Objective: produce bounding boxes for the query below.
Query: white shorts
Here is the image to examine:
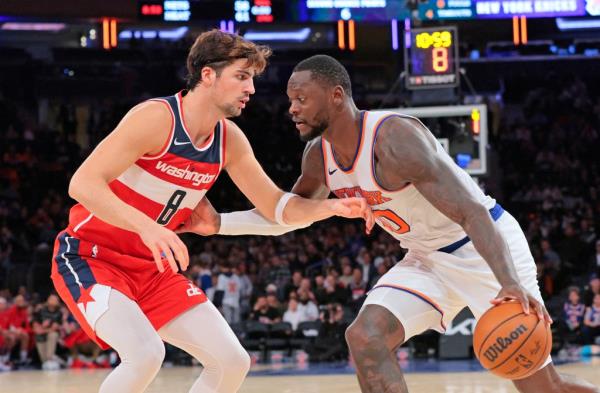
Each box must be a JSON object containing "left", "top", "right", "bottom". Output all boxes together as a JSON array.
[{"left": 362, "top": 210, "right": 552, "bottom": 366}]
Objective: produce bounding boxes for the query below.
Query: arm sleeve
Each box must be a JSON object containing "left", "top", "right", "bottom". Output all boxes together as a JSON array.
[{"left": 218, "top": 209, "right": 311, "bottom": 236}]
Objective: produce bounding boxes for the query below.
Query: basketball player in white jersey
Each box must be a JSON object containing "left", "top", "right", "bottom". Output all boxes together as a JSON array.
[
  {"left": 181, "top": 55, "right": 599, "bottom": 392},
  {"left": 53, "top": 38, "right": 373, "bottom": 393}
]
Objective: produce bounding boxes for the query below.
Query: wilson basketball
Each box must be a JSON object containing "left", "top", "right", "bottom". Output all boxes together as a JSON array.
[{"left": 473, "top": 301, "right": 552, "bottom": 380}]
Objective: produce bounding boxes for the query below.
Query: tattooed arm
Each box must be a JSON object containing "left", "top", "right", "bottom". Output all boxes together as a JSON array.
[
  {"left": 373, "top": 116, "right": 551, "bottom": 322},
  {"left": 373, "top": 116, "right": 520, "bottom": 287}
]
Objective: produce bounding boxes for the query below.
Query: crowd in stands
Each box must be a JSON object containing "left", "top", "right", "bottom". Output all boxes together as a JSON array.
[{"left": 0, "top": 53, "right": 599, "bottom": 370}]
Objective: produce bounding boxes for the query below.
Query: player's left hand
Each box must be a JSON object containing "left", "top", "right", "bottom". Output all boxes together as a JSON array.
[
  {"left": 176, "top": 197, "right": 221, "bottom": 236},
  {"left": 491, "top": 283, "right": 553, "bottom": 325},
  {"left": 327, "top": 197, "right": 375, "bottom": 234}
]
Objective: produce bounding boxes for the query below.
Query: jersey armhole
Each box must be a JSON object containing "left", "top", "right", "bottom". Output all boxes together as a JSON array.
[
  {"left": 220, "top": 119, "right": 227, "bottom": 172},
  {"left": 139, "top": 99, "right": 175, "bottom": 161},
  {"left": 370, "top": 114, "right": 413, "bottom": 193}
]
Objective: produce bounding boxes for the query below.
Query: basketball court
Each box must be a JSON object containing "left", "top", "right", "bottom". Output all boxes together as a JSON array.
[{"left": 0, "top": 358, "right": 598, "bottom": 392}]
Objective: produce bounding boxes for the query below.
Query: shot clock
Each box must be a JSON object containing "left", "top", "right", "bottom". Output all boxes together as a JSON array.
[{"left": 404, "top": 26, "right": 460, "bottom": 90}]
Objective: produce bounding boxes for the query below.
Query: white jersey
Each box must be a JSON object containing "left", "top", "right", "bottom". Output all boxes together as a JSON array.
[{"left": 322, "top": 110, "right": 496, "bottom": 253}]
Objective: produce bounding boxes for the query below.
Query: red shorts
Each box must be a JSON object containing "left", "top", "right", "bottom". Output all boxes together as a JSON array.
[{"left": 51, "top": 230, "right": 207, "bottom": 350}]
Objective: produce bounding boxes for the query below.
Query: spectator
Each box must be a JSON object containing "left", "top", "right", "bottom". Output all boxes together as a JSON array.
[
  {"left": 305, "top": 303, "right": 348, "bottom": 362},
  {"left": 283, "top": 298, "right": 309, "bottom": 330},
  {"left": 266, "top": 293, "right": 283, "bottom": 316},
  {"left": 313, "top": 275, "right": 327, "bottom": 304},
  {"left": 349, "top": 268, "right": 367, "bottom": 304},
  {"left": 583, "top": 294, "right": 600, "bottom": 345},
  {"left": 283, "top": 270, "right": 303, "bottom": 301},
  {"left": 193, "top": 261, "right": 213, "bottom": 292},
  {"left": 318, "top": 274, "right": 349, "bottom": 305},
  {"left": 562, "top": 287, "right": 586, "bottom": 345},
  {"left": 339, "top": 264, "right": 354, "bottom": 288},
  {"left": 205, "top": 274, "right": 219, "bottom": 303},
  {"left": 235, "top": 263, "right": 253, "bottom": 320},
  {"left": 5, "top": 295, "right": 31, "bottom": 364},
  {"left": 356, "top": 248, "right": 376, "bottom": 288},
  {"left": 250, "top": 296, "right": 281, "bottom": 324},
  {"left": 541, "top": 239, "right": 561, "bottom": 275},
  {"left": 0, "top": 296, "right": 12, "bottom": 370},
  {"left": 32, "top": 294, "right": 62, "bottom": 370},
  {"left": 217, "top": 263, "right": 242, "bottom": 324},
  {"left": 297, "top": 290, "right": 319, "bottom": 321}
]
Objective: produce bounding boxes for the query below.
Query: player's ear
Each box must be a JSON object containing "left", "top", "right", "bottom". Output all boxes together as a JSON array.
[
  {"left": 200, "top": 66, "right": 216, "bottom": 86},
  {"left": 332, "top": 85, "right": 345, "bottom": 106}
]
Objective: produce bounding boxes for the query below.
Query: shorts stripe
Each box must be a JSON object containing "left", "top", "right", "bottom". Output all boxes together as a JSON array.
[
  {"left": 54, "top": 232, "right": 97, "bottom": 301},
  {"left": 370, "top": 284, "right": 447, "bottom": 331}
]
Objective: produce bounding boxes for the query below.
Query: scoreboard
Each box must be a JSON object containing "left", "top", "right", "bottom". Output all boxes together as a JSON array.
[
  {"left": 139, "top": 0, "right": 285, "bottom": 23},
  {"left": 138, "top": 0, "right": 410, "bottom": 23},
  {"left": 418, "top": 0, "right": 591, "bottom": 20},
  {"left": 404, "top": 27, "right": 460, "bottom": 90},
  {"left": 139, "top": 0, "right": 597, "bottom": 22}
]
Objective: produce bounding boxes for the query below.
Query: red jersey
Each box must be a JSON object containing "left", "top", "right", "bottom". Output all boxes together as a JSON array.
[
  {"left": 5, "top": 305, "right": 30, "bottom": 330},
  {"left": 0, "top": 309, "right": 10, "bottom": 330},
  {"left": 66, "top": 91, "right": 225, "bottom": 259}
]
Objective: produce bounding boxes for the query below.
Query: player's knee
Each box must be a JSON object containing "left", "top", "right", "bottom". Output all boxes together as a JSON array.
[
  {"left": 345, "top": 315, "right": 386, "bottom": 350},
  {"left": 134, "top": 338, "right": 165, "bottom": 370},
  {"left": 222, "top": 342, "right": 251, "bottom": 378}
]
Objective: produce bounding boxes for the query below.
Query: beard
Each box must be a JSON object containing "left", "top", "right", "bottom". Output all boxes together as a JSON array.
[
  {"left": 299, "top": 119, "right": 328, "bottom": 142},
  {"left": 218, "top": 102, "right": 242, "bottom": 118}
]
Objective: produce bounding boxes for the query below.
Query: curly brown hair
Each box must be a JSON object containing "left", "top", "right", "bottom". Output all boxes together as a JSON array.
[{"left": 186, "top": 29, "right": 272, "bottom": 90}]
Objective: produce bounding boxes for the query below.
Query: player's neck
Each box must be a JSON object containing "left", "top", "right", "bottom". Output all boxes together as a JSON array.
[
  {"left": 324, "top": 106, "right": 362, "bottom": 165},
  {"left": 180, "top": 89, "right": 222, "bottom": 143}
]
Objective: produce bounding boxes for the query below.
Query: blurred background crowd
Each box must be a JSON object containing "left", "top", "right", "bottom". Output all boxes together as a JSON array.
[{"left": 0, "top": 34, "right": 599, "bottom": 371}]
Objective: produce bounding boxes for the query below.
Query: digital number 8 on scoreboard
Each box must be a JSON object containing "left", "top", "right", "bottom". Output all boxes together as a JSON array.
[{"left": 404, "top": 26, "right": 460, "bottom": 90}]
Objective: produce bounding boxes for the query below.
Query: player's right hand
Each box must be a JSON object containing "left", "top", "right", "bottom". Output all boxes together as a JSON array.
[
  {"left": 139, "top": 224, "right": 189, "bottom": 273},
  {"left": 325, "top": 197, "right": 375, "bottom": 234},
  {"left": 491, "top": 283, "right": 553, "bottom": 325}
]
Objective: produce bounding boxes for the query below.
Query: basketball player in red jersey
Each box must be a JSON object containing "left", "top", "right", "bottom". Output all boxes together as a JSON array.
[
  {"left": 187, "top": 55, "right": 599, "bottom": 392},
  {"left": 51, "top": 36, "right": 373, "bottom": 393}
]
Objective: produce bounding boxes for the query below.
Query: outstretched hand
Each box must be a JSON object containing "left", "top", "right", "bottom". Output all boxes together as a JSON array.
[
  {"left": 491, "top": 283, "right": 553, "bottom": 324},
  {"left": 327, "top": 197, "right": 375, "bottom": 234}
]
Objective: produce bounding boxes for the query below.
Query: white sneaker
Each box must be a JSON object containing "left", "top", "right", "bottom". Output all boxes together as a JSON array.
[{"left": 42, "top": 360, "right": 60, "bottom": 371}]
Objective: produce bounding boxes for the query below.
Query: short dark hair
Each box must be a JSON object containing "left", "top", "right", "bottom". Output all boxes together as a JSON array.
[
  {"left": 293, "top": 54, "right": 352, "bottom": 96},
  {"left": 186, "top": 29, "right": 272, "bottom": 90}
]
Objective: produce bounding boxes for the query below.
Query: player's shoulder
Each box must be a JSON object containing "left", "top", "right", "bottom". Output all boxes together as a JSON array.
[
  {"left": 372, "top": 111, "right": 423, "bottom": 135},
  {"left": 120, "top": 99, "right": 173, "bottom": 132},
  {"left": 373, "top": 112, "right": 433, "bottom": 153},
  {"left": 303, "top": 136, "right": 323, "bottom": 155},
  {"left": 222, "top": 118, "right": 243, "bottom": 135},
  {"left": 221, "top": 119, "right": 247, "bottom": 148},
  {"left": 300, "top": 137, "right": 325, "bottom": 172},
  {"left": 129, "top": 99, "right": 173, "bottom": 121},
  {"left": 302, "top": 136, "right": 324, "bottom": 162}
]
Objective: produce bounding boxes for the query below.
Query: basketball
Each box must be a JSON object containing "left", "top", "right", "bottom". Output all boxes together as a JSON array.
[{"left": 473, "top": 301, "right": 552, "bottom": 380}]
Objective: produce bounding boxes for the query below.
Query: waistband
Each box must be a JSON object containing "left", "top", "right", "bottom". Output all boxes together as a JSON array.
[{"left": 436, "top": 203, "right": 504, "bottom": 254}]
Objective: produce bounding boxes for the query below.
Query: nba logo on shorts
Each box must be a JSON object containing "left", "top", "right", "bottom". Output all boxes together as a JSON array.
[{"left": 186, "top": 282, "right": 202, "bottom": 297}]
